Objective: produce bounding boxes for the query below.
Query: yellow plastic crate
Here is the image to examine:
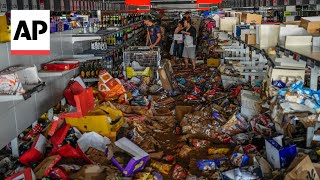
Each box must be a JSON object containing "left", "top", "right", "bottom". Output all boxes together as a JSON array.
[
  {"left": 207, "top": 58, "right": 220, "bottom": 67},
  {"left": 65, "top": 106, "right": 124, "bottom": 141},
  {"left": 126, "top": 67, "right": 152, "bottom": 78}
]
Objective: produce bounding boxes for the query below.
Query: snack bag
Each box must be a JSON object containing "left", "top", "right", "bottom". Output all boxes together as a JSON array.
[{"left": 98, "top": 70, "right": 126, "bottom": 100}]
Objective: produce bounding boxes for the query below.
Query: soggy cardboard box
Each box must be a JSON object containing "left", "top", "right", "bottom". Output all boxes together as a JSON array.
[
  {"left": 220, "top": 17, "right": 238, "bottom": 32},
  {"left": 285, "top": 153, "right": 320, "bottom": 180},
  {"left": 300, "top": 17, "right": 320, "bottom": 34},
  {"left": 265, "top": 135, "right": 297, "bottom": 169},
  {"left": 176, "top": 106, "right": 192, "bottom": 122},
  {"left": 245, "top": 34, "right": 256, "bottom": 45},
  {"left": 241, "top": 13, "right": 262, "bottom": 24}
]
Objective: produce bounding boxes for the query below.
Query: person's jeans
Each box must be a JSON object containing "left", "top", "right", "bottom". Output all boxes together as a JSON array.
[{"left": 173, "top": 43, "right": 184, "bottom": 58}]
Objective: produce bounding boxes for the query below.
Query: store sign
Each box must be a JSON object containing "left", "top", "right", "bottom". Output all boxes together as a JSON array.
[{"left": 11, "top": 10, "right": 50, "bottom": 55}]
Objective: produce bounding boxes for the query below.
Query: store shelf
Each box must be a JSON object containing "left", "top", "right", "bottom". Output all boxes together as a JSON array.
[
  {"left": 38, "top": 67, "right": 80, "bottom": 78},
  {"left": 277, "top": 45, "right": 320, "bottom": 65},
  {"left": 0, "top": 82, "right": 46, "bottom": 102},
  {"left": 70, "top": 22, "right": 142, "bottom": 44},
  {"left": 96, "top": 22, "right": 142, "bottom": 35},
  {"left": 72, "top": 35, "right": 102, "bottom": 43},
  {"left": 83, "top": 78, "right": 99, "bottom": 82}
]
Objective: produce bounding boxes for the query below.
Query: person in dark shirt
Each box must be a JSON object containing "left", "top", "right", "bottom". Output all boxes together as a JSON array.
[
  {"left": 143, "top": 16, "right": 162, "bottom": 49},
  {"left": 173, "top": 20, "right": 184, "bottom": 61},
  {"left": 181, "top": 18, "right": 197, "bottom": 70}
]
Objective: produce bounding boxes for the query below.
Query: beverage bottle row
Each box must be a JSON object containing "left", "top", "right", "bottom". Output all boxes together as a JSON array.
[
  {"left": 100, "top": 13, "right": 143, "bottom": 29},
  {"left": 91, "top": 26, "right": 142, "bottom": 50},
  {"left": 80, "top": 48, "right": 124, "bottom": 79}
]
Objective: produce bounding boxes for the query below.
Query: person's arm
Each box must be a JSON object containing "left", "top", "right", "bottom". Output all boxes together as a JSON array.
[
  {"left": 150, "top": 33, "right": 161, "bottom": 48},
  {"left": 146, "top": 31, "right": 150, "bottom": 46},
  {"left": 150, "top": 27, "right": 161, "bottom": 48}
]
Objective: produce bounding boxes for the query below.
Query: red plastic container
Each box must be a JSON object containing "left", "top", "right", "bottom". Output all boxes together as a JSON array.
[{"left": 42, "top": 60, "right": 80, "bottom": 71}]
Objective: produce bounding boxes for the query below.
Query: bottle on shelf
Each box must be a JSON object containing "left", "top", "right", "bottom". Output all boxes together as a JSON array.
[
  {"left": 91, "top": 41, "right": 96, "bottom": 50},
  {"left": 85, "top": 63, "right": 91, "bottom": 78},
  {"left": 80, "top": 63, "right": 86, "bottom": 78},
  {"left": 91, "top": 62, "right": 95, "bottom": 78}
]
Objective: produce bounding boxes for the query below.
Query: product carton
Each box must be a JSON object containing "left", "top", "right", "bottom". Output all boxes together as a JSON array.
[
  {"left": 5, "top": 168, "right": 36, "bottom": 180},
  {"left": 285, "top": 153, "right": 320, "bottom": 180},
  {"left": 265, "top": 135, "right": 297, "bottom": 169},
  {"left": 241, "top": 13, "right": 262, "bottom": 24},
  {"left": 110, "top": 137, "right": 149, "bottom": 176},
  {"left": 245, "top": 34, "right": 256, "bottom": 45},
  {"left": 300, "top": 16, "right": 320, "bottom": 34}
]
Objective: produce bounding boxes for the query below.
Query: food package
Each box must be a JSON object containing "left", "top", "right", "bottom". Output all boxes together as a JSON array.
[
  {"left": 19, "top": 134, "right": 47, "bottom": 166},
  {"left": 110, "top": 137, "right": 149, "bottom": 176},
  {"left": 5, "top": 168, "right": 36, "bottom": 180},
  {"left": 230, "top": 152, "right": 249, "bottom": 167},
  {"left": 0, "top": 66, "right": 42, "bottom": 94},
  {"left": 33, "top": 155, "right": 62, "bottom": 179},
  {"left": 98, "top": 70, "right": 126, "bottom": 100}
]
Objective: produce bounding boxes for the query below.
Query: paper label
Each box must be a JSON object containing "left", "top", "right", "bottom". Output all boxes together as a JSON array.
[
  {"left": 0, "top": 0, "right": 7, "bottom": 12},
  {"left": 11, "top": 0, "right": 18, "bottom": 10},
  {"left": 32, "top": 0, "right": 37, "bottom": 9},
  {"left": 50, "top": 0, "right": 54, "bottom": 11},
  {"left": 34, "top": 134, "right": 47, "bottom": 154},
  {"left": 23, "top": 0, "right": 29, "bottom": 10},
  {"left": 61, "top": 0, "right": 64, "bottom": 11}
]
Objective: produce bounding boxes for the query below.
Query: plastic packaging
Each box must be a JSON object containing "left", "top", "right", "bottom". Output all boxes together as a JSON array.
[
  {"left": 150, "top": 161, "right": 172, "bottom": 175},
  {"left": 197, "top": 158, "right": 227, "bottom": 171},
  {"left": 208, "top": 148, "right": 230, "bottom": 155},
  {"left": 230, "top": 152, "right": 249, "bottom": 167}
]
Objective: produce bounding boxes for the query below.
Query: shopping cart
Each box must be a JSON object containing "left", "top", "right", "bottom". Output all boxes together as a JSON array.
[{"left": 123, "top": 46, "right": 161, "bottom": 79}]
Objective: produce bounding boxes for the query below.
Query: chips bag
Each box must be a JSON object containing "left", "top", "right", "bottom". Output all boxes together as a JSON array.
[{"left": 98, "top": 70, "right": 126, "bottom": 100}]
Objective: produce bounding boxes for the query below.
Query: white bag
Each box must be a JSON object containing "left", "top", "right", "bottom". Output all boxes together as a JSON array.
[
  {"left": 174, "top": 34, "right": 183, "bottom": 41},
  {"left": 184, "top": 35, "right": 195, "bottom": 47},
  {"left": 170, "top": 42, "right": 174, "bottom": 55}
]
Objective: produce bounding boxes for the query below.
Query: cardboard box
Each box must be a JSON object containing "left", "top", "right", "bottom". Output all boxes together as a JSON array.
[
  {"left": 207, "top": 58, "right": 220, "bottom": 67},
  {"left": 34, "top": 155, "right": 62, "bottom": 179},
  {"left": 245, "top": 34, "right": 256, "bottom": 45},
  {"left": 110, "top": 137, "right": 149, "bottom": 176},
  {"left": 19, "top": 134, "right": 47, "bottom": 166},
  {"left": 285, "top": 153, "right": 320, "bottom": 180},
  {"left": 283, "top": 21, "right": 301, "bottom": 26},
  {"left": 241, "top": 90, "right": 262, "bottom": 119},
  {"left": 300, "top": 17, "right": 320, "bottom": 34},
  {"left": 265, "top": 135, "right": 297, "bottom": 169},
  {"left": 241, "top": 13, "right": 262, "bottom": 24},
  {"left": 233, "top": 25, "right": 250, "bottom": 37},
  {"left": 220, "top": 17, "right": 238, "bottom": 32},
  {"left": 5, "top": 168, "right": 36, "bottom": 180}
]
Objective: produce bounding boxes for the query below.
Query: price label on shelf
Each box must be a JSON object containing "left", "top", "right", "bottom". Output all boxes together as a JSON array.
[
  {"left": 32, "top": 0, "right": 37, "bottom": 9},
  {"left": 11, "top": 0, "right": 18, "bottom": 10},
  {"left": 293, "top": 53, "right": 300, "bottom": 61},
  {"left": 296, "top": 0, "right": 302, "bottom": 5},
  {"left": 50, "top": 0, "right": 54, "bottom": 11},
  {"left": 39, "top": 0, "right": 44, "bottom": 9},
  {"left": 307, "top": 59, "right": 315, "bottom": 68},
  {"left": 309, "top": 0, "right": 315, "bottom": 4},
  {"left": 284, "top": 50, "right": 290, "bottom": 57},
  {"left": 23, "top": 0, "right": 29, "bottom": 10},
  {"left": 0, "top": 0, "right": 7, "bottom": 12},
  {"left": 61, "top": 0, "right": 64, "bottom": 11}
]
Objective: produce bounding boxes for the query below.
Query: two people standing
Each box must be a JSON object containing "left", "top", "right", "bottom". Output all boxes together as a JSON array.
[{"left": 173, "top": 16, "right": 197, "bottom": 71}]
